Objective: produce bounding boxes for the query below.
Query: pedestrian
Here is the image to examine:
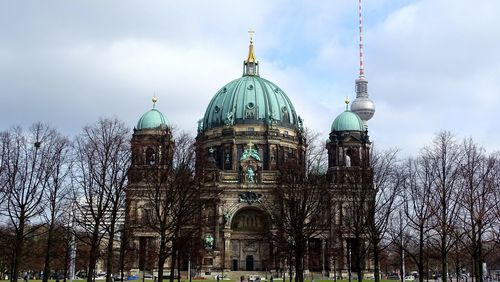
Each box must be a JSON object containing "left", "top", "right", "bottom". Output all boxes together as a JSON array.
[
  {"left": 240, "top": 276, "right": 244, "bottom": 282},
  {"left": 23, "top": 274, "right": 28, "bottom": 282},
  {"left": 217, "top": 275, "right": 220, "bottom": 282}
]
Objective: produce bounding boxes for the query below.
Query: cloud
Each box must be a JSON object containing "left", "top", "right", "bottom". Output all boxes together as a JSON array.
[{"left": 0, "top": 0, "right": 498, "bottom": 155}]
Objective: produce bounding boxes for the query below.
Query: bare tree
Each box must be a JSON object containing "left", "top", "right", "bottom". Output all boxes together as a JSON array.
[
  {"left": 424, "top": 131, "right": 463, "bottom": 282},
  {"left": 261, "top": 160, "right": 328, "bottom": 282},
  {"left": 368, "top": 148, "right": 402, "bottom": 282},
  {"left": 73, "top": 118, "right": 130, "bottom": 282},
  {"left": 340, "top": 166, "right": 375, "bottom": 282},
  {"left": 139, "top": 132, "right": 200, "bottom": 282},
  {"left": 457, "top": 139, "right": 498, "bottom": 282},
  {"left": 0, "top": 123, "right": 64, "bottom": 282},
  {"left": 41, "top": 133, "right": 72, "bottom": 282},
  {"left": 303, "top": 128, "right": 328, "bottom": 175},
  {"left": 401, "top": 155, "right": 435, "bottom": 282}
]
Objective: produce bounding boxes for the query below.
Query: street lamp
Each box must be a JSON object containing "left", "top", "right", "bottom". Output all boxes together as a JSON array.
[{"left": 348, "top": 241, "right": 352, "bottom": 282}]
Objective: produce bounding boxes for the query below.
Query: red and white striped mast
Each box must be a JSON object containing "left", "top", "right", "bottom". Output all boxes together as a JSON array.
[
  {"left": 350, "top": 0, "right": 375, "bottom": 128},
  {"left": 358, "top": 0, "right": 365, "bottom": 78}
]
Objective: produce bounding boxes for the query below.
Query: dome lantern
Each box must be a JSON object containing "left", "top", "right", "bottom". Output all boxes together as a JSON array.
[
  {"left": 136, "top": 97, "right": 170, "bottom": 130},
  {"left": 243, "top": 29, "right": 259, "bottom": 77}
]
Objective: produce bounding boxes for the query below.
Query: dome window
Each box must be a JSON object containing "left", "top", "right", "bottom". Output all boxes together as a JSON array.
[
  {"left": 246, "top": 102, "right": 255, "bottom": 110},
  {"left": 214, "top": 106, "right": 220, "bottom": 113},
  {"left": 247, "top": 84, "right": 254, "bottom": 90},
  {"left": 281, "top": 106, "right": 288, "bottom": 113},
  {"left": 222, "top": 87, "right": 227, "bottom": 93},
  {"left": 274, "top": 88, "right": 279, "bottom": 93}
]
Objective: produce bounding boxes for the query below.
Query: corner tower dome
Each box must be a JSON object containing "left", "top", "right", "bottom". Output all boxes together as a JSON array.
[
  {"left": 136, "top": 97, "right": 170, "bottom": 130},
  {"left": 331, "top": 99, "right": 364, "bottom": 132},
  {"left": 200, "top": 33, "right": 300, "bottom": 132}
]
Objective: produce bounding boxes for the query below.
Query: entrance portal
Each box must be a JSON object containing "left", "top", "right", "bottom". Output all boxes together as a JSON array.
[
  {"left": 246, "top": 255, "right": 254, "bottom": 271},
  {"left": 232, "top": 259, "right": 238, "bottom": 271},
  {"left": 230, "top": 208, "right": 270, "bottom": 271}
]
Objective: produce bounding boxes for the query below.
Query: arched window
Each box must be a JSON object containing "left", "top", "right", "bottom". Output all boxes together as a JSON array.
[{"left": 145, "top": 148, "right": 155, "bottom": 166}]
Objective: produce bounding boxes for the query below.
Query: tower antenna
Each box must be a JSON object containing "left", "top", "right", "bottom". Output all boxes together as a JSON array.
[
  {"left": 358, "top": 0, "right": 364, "bottom": 78},
  {"left": 351, "top": 0, "right": 375, "bottom": 127}
]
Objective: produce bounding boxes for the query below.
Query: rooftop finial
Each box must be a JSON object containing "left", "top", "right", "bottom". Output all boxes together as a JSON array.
[
  {"left": 248, "top": 28, "right": 255, "bottom": 44},
  {"left": 344, "top": 97, "right": 350, "bottom": 110},
  {"left": 246, "top": 28, "right": 257, "bottom": 63},
  {"left": 358, "top": 0, "right": 365, "bottom": 78},
  {"left": 152, "top": 95, "right": 158, "bottom": 108},
  {"left": 243, "top": 29, "right": 259, "bottom": 76}
]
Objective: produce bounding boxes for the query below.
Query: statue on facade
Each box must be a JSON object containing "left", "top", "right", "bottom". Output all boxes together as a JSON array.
[
  {"left": 203, "top": 234, "right": 214, "bottom": 250},
  {"left": 267, "top": 113, "right": 277, "bottom": 129},
  {"left": 240, "top": 142, "right": 261, "bottom": 161},
  {"left": 197, "top": 118, "right": 204, "bottom": 133},
  {"left": 223, "top": 212, "right": 230, "bottom": 225},
  {"left": 297, "top": 115, "right": 304, "bottom": 132},
  {"left": 224, "top": 111, "right": 234, "bottom": 126},
  {"left": 247, "top": 166, "right": 255, "bottom": 183},
  {"left": 345, "top": 154, "right": 351, "bottom": 167}
]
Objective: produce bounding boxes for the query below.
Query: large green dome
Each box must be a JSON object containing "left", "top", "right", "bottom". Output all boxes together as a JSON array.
[
  {"left": 202, "top": 75, "right": 299, "bottom": 131},
  {"left": 331, "top": 110, "right": 364, "bottom": 132},
  {"left": 136, "top": 108, "right": 169, "bottom": 130}
]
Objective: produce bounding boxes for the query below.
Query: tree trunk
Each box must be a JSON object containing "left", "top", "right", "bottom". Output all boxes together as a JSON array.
[
  {"left": 170, "top": 245, "right": 177, "bottom": 282},
  {"left": 106, "top": 222, "right": 116, "bottom": 282},
  {"left": 176, "top": 251, "right": 181, "bottom": 282},
  {"left": 418, "top": 227, "right": 424, "bottom": 282},
  {"left": 373, "top": 238, "right": 380, "bottom": 282},
  {"left": 43, "top": 221, "right": 56, "bottom": 282},
  {"left": 441, "top": 234, "right": 448, "bottom": 282},
  {"left": 294, "top": 246, "right": 304, "bottom": 282},
  {"left": 63, "top": 233, "right": 71, "bottom": 282},
  {"left": 119, "top": 230, "right": 126, "bottom": 282},
  {"left": 12, "top": 217, "right": 25, "bottom": 282},
  {"left": 476, "top": 238, "right": 483, "bottom": 282},
  {"left": 87, "top": 227, "right": 101, "bottom": 282},
  {"left": 158, "top": 236, "right": 167, "bottom": 282}
]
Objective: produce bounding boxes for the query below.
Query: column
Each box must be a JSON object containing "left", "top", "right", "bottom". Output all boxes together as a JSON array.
[
  {"left": 304, "top": 240, "right": 309, "bottom": 274},
  {"left": 223, "top": 230, "right": 231, "bottom": 272},
  {"left": 322, "top": 239, "right": 326, "bottom": 276},
  {"left": 232, "top": 143, "right": 238, "bottom": 170}
]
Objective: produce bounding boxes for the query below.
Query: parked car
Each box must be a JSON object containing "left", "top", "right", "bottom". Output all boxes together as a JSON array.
[
  {"left": 249, "top": 275, "right": 266, "bottom": 282},
  {"left": 387, "top": 274, "right": 399, "bottom": 280}
]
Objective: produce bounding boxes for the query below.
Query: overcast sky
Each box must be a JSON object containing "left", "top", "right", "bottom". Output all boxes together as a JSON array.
[{"left": 1, "top": 0, "right": 499, "bottom": 156}]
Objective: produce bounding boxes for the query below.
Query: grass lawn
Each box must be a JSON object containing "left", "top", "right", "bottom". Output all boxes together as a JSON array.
[{"left": 0, "top": 278, "right": 399, "bottom": 282}]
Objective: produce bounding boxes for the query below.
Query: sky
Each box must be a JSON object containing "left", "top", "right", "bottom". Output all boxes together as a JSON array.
[{"left": 1, "top": 0, "right": 499, "bottom": 156}]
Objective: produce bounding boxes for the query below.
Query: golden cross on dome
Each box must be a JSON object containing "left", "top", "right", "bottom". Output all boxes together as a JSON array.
[
  {"left": 247, "top": 141, "right": 254, "bottom": 149},
  {"left": 344, "top": 97, "right": 350, "bottom": 110},
  {"left": 248, "top": 28, "right": 255, "bottom": 43},
  {"left": 152, "top": 96, "right": 158, "bottom": 108}
]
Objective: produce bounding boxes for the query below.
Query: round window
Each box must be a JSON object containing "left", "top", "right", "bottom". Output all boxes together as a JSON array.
[
  {"left": 247, "top": 102, "right": 255, "bottom": 109},
  {"left": 214, "top": 106, "right": 220, "bottom": 113},
  {"left": 247, "top": 84, "right": 254, "bottom": 90}
]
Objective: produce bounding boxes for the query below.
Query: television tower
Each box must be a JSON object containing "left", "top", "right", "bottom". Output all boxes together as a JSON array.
[{"left": 350, "top": 0, "right": 375, "bottom": 128}]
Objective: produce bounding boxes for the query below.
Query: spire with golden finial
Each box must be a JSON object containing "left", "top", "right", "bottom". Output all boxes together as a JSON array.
[
  {"left": 243, "top": 29, "right": 259, "bottom": 76},
  {"left": 152, "top": 95, "right": 158, "bottom": 108},
  {"left": 344, "top": 97, "right": 350, "bottom": 111}
]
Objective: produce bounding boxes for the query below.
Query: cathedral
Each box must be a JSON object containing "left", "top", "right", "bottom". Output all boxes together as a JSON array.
[{"left": 125, "top": 16, "right": 376, "bottom": 278}]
